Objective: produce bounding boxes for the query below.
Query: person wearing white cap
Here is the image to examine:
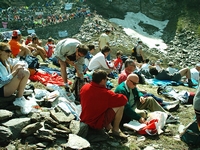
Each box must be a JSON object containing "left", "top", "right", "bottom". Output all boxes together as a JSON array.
[
  {"left": 190, "top": 63, "right": 200, "bottom": 82},
  {"left": 8, "top": 30, "right": 32, "bottom": 58}
]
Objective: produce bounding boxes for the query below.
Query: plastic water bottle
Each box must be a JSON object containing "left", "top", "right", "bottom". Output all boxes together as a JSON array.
[{"left": 66, "top": 92, "right": 75, "bottom": 102}]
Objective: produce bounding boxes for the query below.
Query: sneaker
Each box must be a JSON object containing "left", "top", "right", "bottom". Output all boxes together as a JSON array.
[
  {"left": 166, "top": 115, "right": 179, "bottom": 123},
  {"left": 163, "top": 103, "right": 179, "bottom": 112},
  {"left": 23, "top": 89, "right": 33, "bottom": 96}
]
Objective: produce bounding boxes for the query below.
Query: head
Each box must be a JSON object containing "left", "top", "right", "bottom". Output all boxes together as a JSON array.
[
  {"left": 138, "top": 40, "right": 143, "bottom": 44},
  {"left": 27, "top": 35, "right": 32, "bottom": 40},
  {"left": 0, "top": 42, "right": 12, "bottom": 61},
  {"left": 92, "top": 69, "right": 108, "bottom": 87},
  {"left": 12, "top": 30, "right": 22, "bottom": 41},
  {"left": 124, "top": 59, "right": 136, "bottom": 73},
  {"left": 101, "top": 46, "right": 111, "bottom": 57},
  {"left": 104, "top": 29, "right": 111, "bottom": 35},
  {"left": 195, "top": 63, "right": 200, "bottom": 72},
  {"left": 126, "top": 74, "right": 139, "bottom": 89},
  {"left": 149, "top": 67, "right": 159, "bottom": 76},
  {"left": 32, "top": 36, "right": 38, "bottom": 44},
  {"left": 116, "top": 50, "right": 123, "bottom": 58},
  {"left": 144, "top": 58, "right": 150, "bottom": 63},
  {"left": 87, "top": 44, "right": 95, "bottom": 54},
  {"left": 168, "top": 61, "right": 174, "bottom": 67},
  {"left": 48, "top": 37, "right": 54, "bottom": 44},
  {"left": 76, "top": 44, "right": 89, "bottom": 58},
  {"left": 31, "top": 33, "right": 37, "bottom": 38}
]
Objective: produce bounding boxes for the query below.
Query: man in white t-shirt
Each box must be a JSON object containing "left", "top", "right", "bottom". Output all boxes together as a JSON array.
[
  {"left": 88, "top": 46, "right": 114, "bottom": 73},
  {"left": 190, "top": 63, "right": 200, "bottom": 82}
]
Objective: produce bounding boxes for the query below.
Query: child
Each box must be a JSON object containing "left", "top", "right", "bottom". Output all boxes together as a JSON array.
[{"left": 113, "top": 50, "right": 123, "bottom": 73}]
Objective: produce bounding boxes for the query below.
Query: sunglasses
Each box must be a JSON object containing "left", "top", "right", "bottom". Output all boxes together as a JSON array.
[
  {"left": 3, "top": 49, "right": 12, "bottom": 53},
  {"left": 129, "top": 80, "right": 138, "bottom": 85}
]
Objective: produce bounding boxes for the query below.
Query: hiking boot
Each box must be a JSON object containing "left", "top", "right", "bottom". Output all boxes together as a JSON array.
[
  {"left": 166, "top": 115, "right": 179, "bottom": 123},
  {"left": 109, "top": 129, "right": 128, "bottom": 138},
  {"left": 188, "top": 80, "right": 195, "bottom": 87}
]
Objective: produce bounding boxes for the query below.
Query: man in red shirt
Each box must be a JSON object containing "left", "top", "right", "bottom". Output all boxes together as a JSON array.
[{"left": 80, "top": 69, "right": 128, "bottom": 138}]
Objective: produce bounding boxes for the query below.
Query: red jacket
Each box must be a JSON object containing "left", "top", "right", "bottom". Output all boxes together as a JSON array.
[{"left": 80, "top": 82, "right": 127, "bottom": 129}]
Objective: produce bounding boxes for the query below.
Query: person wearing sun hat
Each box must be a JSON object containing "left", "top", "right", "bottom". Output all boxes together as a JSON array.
[
  {"left": 166, "top": 61, "right": 178, "bottom": 74},
  {"left": 8, "top": 30, "right": 32, "bottom": 58}
]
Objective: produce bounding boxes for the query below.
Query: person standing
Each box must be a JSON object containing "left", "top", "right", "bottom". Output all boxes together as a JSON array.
[
  {"left": 54, "top": 38, "right": 88, "bottom": 90},
  {"left": 135, "top": 41, "right": 144, "bottom": 63},
  {"left": 80, "top": 69, "right": 128, "bottom": 138},
  {"left": 99, "top": 29, "right": 111, "bottom": 60}
]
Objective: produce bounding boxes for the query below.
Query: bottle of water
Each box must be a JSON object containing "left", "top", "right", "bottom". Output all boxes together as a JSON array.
[{"left": 66, "top": 92, "right": 75, "bottom": 102}]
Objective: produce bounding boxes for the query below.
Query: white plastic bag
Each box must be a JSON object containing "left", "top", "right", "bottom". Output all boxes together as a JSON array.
[
  {"left": 147, "top": 111, "right": 168, "bottom": 134},
  {"left": 13, "top": 98, "right": 39, "bottom": 114}
]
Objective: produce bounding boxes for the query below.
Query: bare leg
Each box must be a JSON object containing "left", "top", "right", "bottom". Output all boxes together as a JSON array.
[
  {"left": 4, "top": 68, "right": 30, "bottom": 97},
  {"left": 59, "top": 59, "right": 68, "bottom": 83},
  {"left": 112, "top": 106, "right": 124, "bottom": 132},
  {"left": 179, "top": 68, "right": 191, "bottom": 79}
]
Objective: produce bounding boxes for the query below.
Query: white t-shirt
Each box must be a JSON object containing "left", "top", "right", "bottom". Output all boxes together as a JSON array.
[
  {"left": 88, "top": 52, "right": 112, "bottom": 70},
  {"left": 140, "top": 63, "right": 150, "bottom": 72},
  {"left": 166, "top": 67, "right": 178, "bottom": 74},
  {"left": 190, "top": 68, "right": 199, "bottom": 82},
  {"left": 99, "top": 33, "right": 110, "bottom": 49}
]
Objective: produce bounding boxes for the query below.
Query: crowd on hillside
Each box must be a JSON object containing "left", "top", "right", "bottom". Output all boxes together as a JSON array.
[
  {"left": 0, "top": 5, "right": 200, "bottom": 144},
  {"left": 0, "top": 0, "right": 91, "bottom": 30}
]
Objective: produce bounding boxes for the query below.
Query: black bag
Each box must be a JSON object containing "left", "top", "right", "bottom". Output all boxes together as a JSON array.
[
  {"left": 180, "top": 120, "right": 200, "bottom": 147},
  {"left": 24, "top": 55, "right": 39, "bottom": 69},
  {"left": 71, "top": 77, "right": 85, "bottom": 102},
  {"left": 131, "top": 46, "right": 137, "bottom": 57}
]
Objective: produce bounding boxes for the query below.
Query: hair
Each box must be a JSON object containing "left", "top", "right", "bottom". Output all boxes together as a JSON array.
[
  {"left": 77, "top": 44, "right": 89, "bottom": 55},
  {"left": 0, "top": 42, "right": 10, "bottom": 67},
  {"left": 48, "top": 37, "right": 54, "bottom": 42},
  {"left": 124, "top": 58, "right": 136, "bottom": 68},
  {"left": 32, "top": 36, "right": 38, "bottom": 42},
  {"left": 144, "top": 59, "right": 150, "bottom": 63},
  {"left": 138, "top": 40, "right": 142, "bottom": 44},
  {"left": 92, "top": 69, "right": 108, "bottom": 84},
  {"left": 116, "top": 50, "right": 123, "bottom": 57},
  {"left": 101, "top": 46, "right": 110, "bottom": 54},
  {"left": 87, "top": 44, "right": 95, "bottom": 51},
  {"left": 105, "top": 29, "right": 111, "bottom": 33},
  {"left": 149, "top": 67, "right": 159, "bottom": 75}
]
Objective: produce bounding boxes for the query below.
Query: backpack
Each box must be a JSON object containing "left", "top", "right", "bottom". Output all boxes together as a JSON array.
[
  {"left": 180, "top": 120, "right": 200, "bottom": 147},
  {"left": 131, "top": 46, "right": 137, "bottom": 57},
  {"left": 24, "top": 55, "right": 39, "bottom": 69}
]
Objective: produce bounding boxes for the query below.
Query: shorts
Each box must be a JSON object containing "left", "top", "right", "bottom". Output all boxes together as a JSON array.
[
  {"left": 103, "top": 108, "right": 115, "bottom": 127},
  {"left": 172, "top": 72, "right": 182, "bottom": 82},
  {"left": 0, "top": 86, "right": 5, "bottom": 97}
]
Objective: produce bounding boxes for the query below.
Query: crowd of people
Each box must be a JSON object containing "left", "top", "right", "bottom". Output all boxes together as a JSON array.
[
  {"left": 0, "top": 0, "right": 91, "bottom": 31},
  {"left": 0, "top": 23, "right": 200, "bottom": 141}
]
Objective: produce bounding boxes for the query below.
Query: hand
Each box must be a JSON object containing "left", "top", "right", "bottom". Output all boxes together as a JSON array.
[
  {"left": 139, "top": 117, "right": 146, "bottom": 123},
  {"left": 140, "top": 97, "right": 146, "bottom": 104},
  {"left": 17, "top": 68, "right": 25, "bottom": 79}
]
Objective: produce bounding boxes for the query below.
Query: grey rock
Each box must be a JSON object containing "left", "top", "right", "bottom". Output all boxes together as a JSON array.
[
  {"left": 66, "top": 134, "right": 90, "bottom": 149},
  {"left": 2, "top": 118, "right": 30, "bottom": 139},
  {"left": 0, "top": 126, "right": 13, "bottom": 146},
  {"left": 0, "top": 109, "right": 13, "bottom": 121},
  {"left": 21, "top": 122, "right": 43, "bottom": 137}
]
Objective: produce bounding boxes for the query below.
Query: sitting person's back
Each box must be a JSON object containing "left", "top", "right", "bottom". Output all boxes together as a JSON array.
[{"left": 88, "top": 46, "right": 114, "bottom": 72}]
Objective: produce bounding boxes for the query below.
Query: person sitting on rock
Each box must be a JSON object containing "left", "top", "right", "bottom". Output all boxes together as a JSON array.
[
  {"left": 80, "top": 69, "right": 128, "bottom": 138},
  {"left": 8, "top": 30, "right": 32, "bottom": 58},
  {"left": 166, "top": 61, "right": 178, "bottom": 74},
  {"left": 0, "top": 42, "right": 30, "bottom": 101},
  {"left": 190, "top": 62, "right": 200, "bottom": 83},
  {"left": 115, "top": 73, "right": 179, "bottom": 124},
  {"left": 28, "top": 36, "right": 49, "bottom": 62},
  {"left": 149, "top": 65, "right": 195, "bottom": 87},
  {"left": 113, "top": 50, "right": 123, "bottom": 73},
  {"left": 83, "top": 44, "right": 95, "bottom": 73},
  {"left": 88, "top": 46, "right": 114, "bottom": 73}
]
